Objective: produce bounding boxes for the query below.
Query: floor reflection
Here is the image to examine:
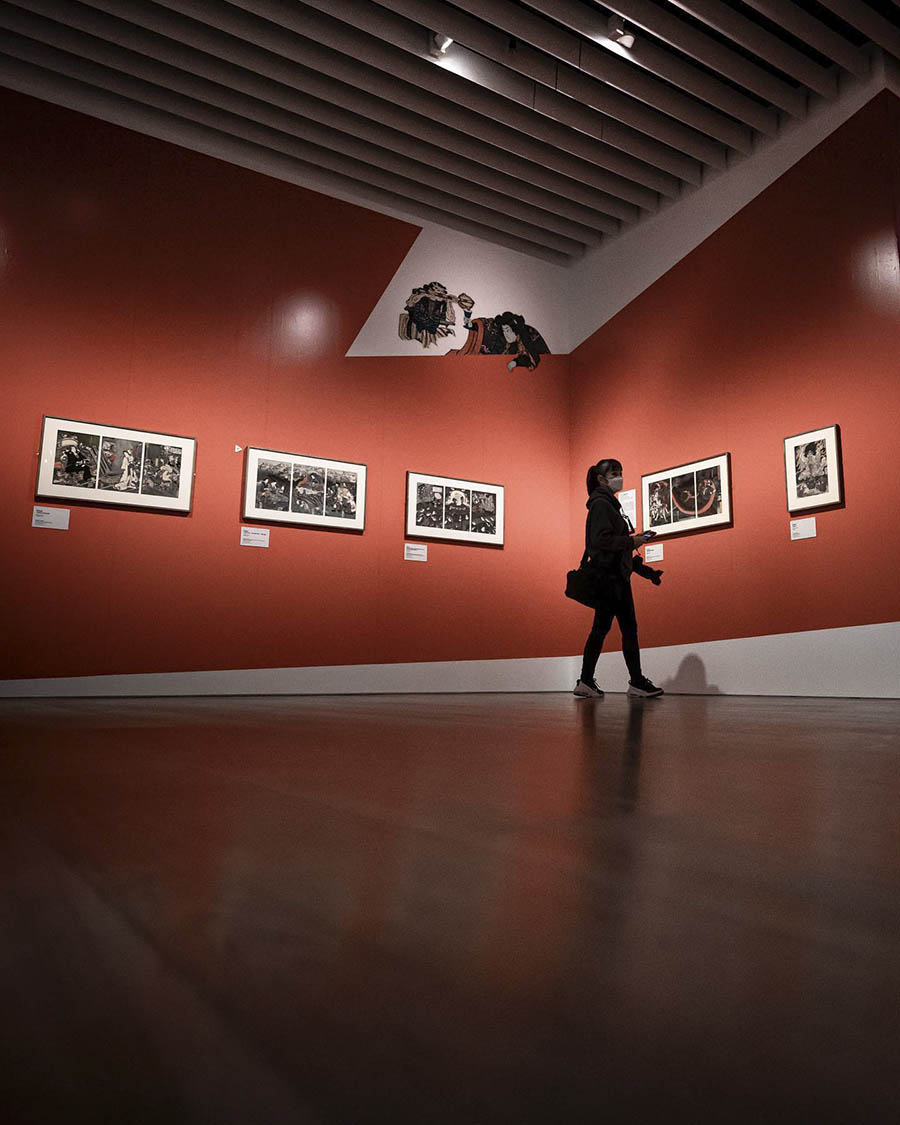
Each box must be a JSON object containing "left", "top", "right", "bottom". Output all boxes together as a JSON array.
[
  {"left": 3, "top": 694, "right": 900, "bottom": 1123},
  {"left": 577, "top": 695, "right": 647, "bottom": 814}
]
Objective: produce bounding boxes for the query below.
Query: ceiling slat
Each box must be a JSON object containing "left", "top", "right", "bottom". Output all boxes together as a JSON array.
[
  {"left": 573, "top": 40, "right": 753, "bottom": 152},
  {"left": 254, "top": 0, "right": 713, "bottom": 174},
  {"left": 140, "top": 0, "right": 682, "bottom": 197},
  {"left": 66, "top": 0, "right": 670, "bottom": 205},
  {"left": 554, "top": 67, "right": 726, "bottom": 165},
  {"left": 377, "top": 0, "right": 754, "bottom": 153},
  {"left": 580, "top": 0, "right": 808, "bottom": 115},
  {"left": 814, "top": 0, "right": 900, "bottom": 62},
  {"left": 667, "top": 0, "right": 837, "bottom": 97},
  {"left": 523, "top": 0, "right": 779, "bottom": 133},
  {"left": 738, "top": 0, "right": 870, "bottom": 78}
]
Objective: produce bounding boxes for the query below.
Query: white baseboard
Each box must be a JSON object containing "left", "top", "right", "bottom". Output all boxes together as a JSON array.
[{"left": 1, "top": 622, "right": 898, "bottom": 699}]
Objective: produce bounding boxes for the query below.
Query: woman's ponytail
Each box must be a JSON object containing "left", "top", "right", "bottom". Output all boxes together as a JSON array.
[{"left": 586, "top": 463, "right": 602, "bottom": 494}]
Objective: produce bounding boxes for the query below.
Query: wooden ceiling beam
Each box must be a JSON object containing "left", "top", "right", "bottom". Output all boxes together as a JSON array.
[
  {"left": 525, "top": 0, "right": 779, "bottom": 133},
  {"left": 814, "top": 0, "right": 900, "bottom": 63},
  {"left": 379, "top": 0, "right": 754, "bottom": 153},
  {"left": 738, "top": 0, "right": 869, "bottom": 79},
  {"left": 66, "top": 0, "right": 669, "bottom": 205},
  {"left": 578, "top": 0, "right": 808, "bottom": 115},
  {"left": 144, "top": 0, "right": 681, "bottom": 197},
  {"left": 667, "top": 0, "right": 837, "bottom": 97},
  {"left": 276, "top": 0, "right": 714, "bottom": 172}
]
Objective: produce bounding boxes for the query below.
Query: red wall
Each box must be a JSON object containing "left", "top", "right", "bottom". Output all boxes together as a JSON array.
[
  {"left": 0, "top": 89, "right": 575, "bottom": 679},
  {"left": 3, "top": 89, "right": 899, "bottom": 681},
  {"left": 567, "top": 92, "right": 900, "bottom": 657}
]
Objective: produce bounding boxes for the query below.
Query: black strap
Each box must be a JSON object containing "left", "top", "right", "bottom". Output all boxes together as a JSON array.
[{"left": 581, "top": 507, "right": 592, "bottom": 568}]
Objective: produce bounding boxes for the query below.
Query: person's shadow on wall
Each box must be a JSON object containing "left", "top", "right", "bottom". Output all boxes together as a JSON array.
[{"left": 661, "top": 654, "right": 721, "bottom": 695}]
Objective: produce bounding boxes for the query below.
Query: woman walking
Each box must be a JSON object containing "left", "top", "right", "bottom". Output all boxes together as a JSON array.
[{"left": 574, "top": 458, "right": 665, "bottom": 699}]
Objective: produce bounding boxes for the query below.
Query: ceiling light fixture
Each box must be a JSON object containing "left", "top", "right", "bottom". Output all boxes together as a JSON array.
[
  {"left": 608, "top": 16, "right": 635, "bottom": 49},
  {"left": 429, "top": 32, "right": 454, "bottom": 58}
]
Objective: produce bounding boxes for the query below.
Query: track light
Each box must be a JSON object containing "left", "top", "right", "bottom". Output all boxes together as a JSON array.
[
  {"left": 429, "top": 32, "right": 453, "bottom": 58},
  {"left": 608, "top": 16, "right": 635, "bottom": 49}
]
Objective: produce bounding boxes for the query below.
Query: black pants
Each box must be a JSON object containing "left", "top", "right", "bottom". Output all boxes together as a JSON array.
[{"left": 581, "top": 579, "right": 642, "bottom": 683}]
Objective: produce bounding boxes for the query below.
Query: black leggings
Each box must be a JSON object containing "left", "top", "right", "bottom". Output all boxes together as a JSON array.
[{"left": 581, "top": 580, "right": 642, "bottom": 683}]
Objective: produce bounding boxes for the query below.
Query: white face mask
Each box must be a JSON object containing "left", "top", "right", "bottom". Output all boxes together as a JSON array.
[{"left": 607, "top": 475, "right": 623, "bottom": 492}]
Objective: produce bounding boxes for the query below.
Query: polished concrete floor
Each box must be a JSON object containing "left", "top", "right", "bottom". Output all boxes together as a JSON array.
[{"left": 1, "top": 693, "right": 899, "bottom": 1123}]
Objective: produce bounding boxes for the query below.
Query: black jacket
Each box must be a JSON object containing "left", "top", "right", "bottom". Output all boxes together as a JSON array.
[{"left": 585, "top": 483, "right": 657, "bottom": 582}]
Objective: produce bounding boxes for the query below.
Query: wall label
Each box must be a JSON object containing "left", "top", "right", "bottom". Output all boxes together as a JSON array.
[
  {"left": 240, "top": 526, "right": 270, "bottom": 548},
  {"left": 618, "top": 488, "right": 637, "bottom": 528},
  {"left": 404, "top": 542, "right": 428, "bottom": 562},
  {"left": 644, "top": 542, "right": 664, "bottom": 562},
  {"left": 32, "top": 505, "right": 70, "bottom": 530},
  {"left": 790, "top": 517, "right": 817, "bottom": 541}
]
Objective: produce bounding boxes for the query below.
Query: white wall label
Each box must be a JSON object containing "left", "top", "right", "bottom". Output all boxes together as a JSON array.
[
  {"left": 618, "top": 488, "right": 637, "bottom": 528},
  {"left": 240, "top": 525, "right": 270, "bottom": 548},
  {"left": 644, "top": 542, "right": 664, "bottom": 562},
  {"left": 790, "top": 517, "right": 817, "bottom": 541},
  {"left": 32, "top": 505, "right": 70, "bottom": 530},
  {"left": 234, "top": 444, "right": 243, "bottom": 453},
  {"left": 404, "top": 542, "right": 428, "bottom": 562}
]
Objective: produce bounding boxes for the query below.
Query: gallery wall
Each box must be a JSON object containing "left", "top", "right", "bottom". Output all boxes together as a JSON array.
[
  {"left": 0, "top": 88, "right": 575, "bottom": 681},
  {"left": 566, "top": 92, "right": 900, "bottom": 665},
  {"left": 3, "top": 86, "right": 899, "bottom": 688}
]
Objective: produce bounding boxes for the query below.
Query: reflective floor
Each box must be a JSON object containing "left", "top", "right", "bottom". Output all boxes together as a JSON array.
[{"left": 2, "top": 693, "right": 900, "bottom": 1123}]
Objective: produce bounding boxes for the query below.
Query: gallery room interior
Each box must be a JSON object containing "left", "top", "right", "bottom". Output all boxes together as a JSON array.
[{"left": 2, "top": 2, "right": 899, "bottom": 1121}]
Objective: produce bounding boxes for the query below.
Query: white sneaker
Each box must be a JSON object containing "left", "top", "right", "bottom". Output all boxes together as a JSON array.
[
  {"left": 627, "top": 676, "right": 664, "bottom": 698},
  {"left": 573, "top": 678, "right": 604, "bottom": 698}
]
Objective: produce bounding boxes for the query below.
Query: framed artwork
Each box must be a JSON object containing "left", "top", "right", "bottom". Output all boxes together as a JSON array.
[
  {"left": 406, "top": 471, "right": 504, "bottom": 546},
  {"left": 36, "top": 415, "right": 196, "bottom": 513},
  {"left": 784, "top": 425, "right": 843, "bottom": 513},
  {"left": 642, "top": 452, "right": 732, "bottom": 537},
  {"left": 242, "top": 446, "right": 366, "bottom": 531}
]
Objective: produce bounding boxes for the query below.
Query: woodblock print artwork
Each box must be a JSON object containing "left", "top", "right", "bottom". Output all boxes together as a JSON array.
[
  {"left": 37, "top": 416, "right": 195, "bottom": 513},
  {"left": 243, "top": 448, "right": 366, "bottom": 531},
  {"left": 784, "top": 426, "right": 842, "bottom": 512},
  {"left": 641, "top": 453, "right": 732, "bottom": 537},
  {"left": 406, "top": 472, "right": 504, "bottom": 546}
]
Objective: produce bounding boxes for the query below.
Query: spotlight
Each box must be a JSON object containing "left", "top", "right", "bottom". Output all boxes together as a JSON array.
[
  {"left": 429, "top": 32, "right": 453, "bottom": 58},
  {"left": 608, "top": 16, "right": 635, "bottom": 49}
]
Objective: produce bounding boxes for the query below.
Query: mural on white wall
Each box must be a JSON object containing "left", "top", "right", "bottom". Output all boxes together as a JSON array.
[
  {"left": 398, "top": 280, "right": 550, "bottom": 371},
  {"left": 446, "top": 308, "right": 550, "bottom": 371},
  {"left": 398, "top": 282, "right": 474, "bottom": 348},
  {"left": 346, "top": 224, "right": 570, "bottom": 361}
]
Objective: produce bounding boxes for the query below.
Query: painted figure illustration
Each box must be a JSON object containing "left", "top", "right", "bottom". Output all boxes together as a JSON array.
[
  {"left": 400, "top": 283, "right": 549, "bottom": 370},
  {"left": 399, "top": 282, "right": 475, "bottom": 349},
  {"left": 53, "top": 432, "right": 99, "bottom": 488},
  {"left": 794, "top": 441, "right": 829, "bottom": 496}
]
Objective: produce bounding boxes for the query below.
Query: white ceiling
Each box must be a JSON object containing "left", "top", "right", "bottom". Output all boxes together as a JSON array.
[{"left": 2, "top": 0, "right": 899, "bottom": 264}]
